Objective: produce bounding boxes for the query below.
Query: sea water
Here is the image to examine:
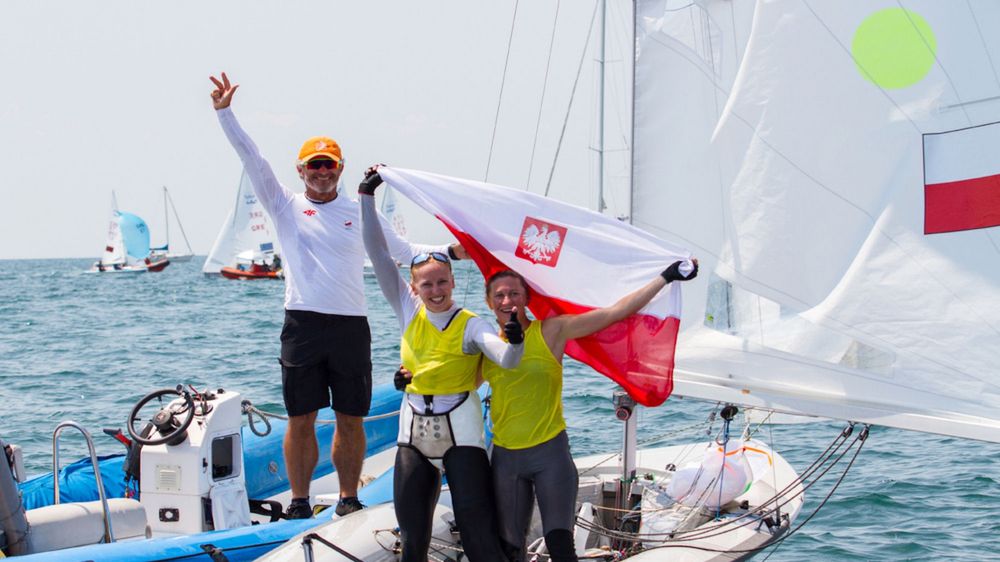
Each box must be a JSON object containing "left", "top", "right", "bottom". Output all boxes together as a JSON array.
[{"left": 0, "top": 258, "right": 997, "bottom": 561}]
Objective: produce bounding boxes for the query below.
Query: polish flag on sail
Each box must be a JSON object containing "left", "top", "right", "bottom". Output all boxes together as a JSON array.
[
  {"left": 924, "top": 121, "right": 1000, "bottom": 234},
  {"left": 380, "top": 167, "right": 691, "bottom": 407}
]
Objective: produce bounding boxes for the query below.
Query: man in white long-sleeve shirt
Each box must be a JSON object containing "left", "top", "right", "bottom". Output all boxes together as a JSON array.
[{"left": 210, "top": 73, "right": 461, "bottom": 519}]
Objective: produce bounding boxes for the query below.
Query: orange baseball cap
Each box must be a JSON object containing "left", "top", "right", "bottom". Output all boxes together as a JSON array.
[{"left": 298, "top": 136, "right": 343, "bottom": 165}]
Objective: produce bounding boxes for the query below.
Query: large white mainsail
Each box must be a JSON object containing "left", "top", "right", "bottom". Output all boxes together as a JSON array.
[
  {"left": 203, "top": 169, "right": 280, "bottom": 275},
  {"left": 633, "top": 0, "right": 1000, "bottom": 442}
]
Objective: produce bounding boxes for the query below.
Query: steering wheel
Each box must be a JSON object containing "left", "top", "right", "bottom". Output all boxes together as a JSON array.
[{"left": 127, "top": 387, "right": 196, "bottom": 446}]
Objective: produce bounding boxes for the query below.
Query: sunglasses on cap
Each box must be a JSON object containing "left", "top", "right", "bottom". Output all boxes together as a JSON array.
[
  {"left": 410, "top": 252, "right": 451, "bottom": 267},
  {"left": 304, "top": 158, "right": 341, "bottom": 170}
]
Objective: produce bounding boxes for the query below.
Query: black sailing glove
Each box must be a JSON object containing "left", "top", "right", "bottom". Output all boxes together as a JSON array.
[
  {"left": 504, "top": 311, "right": 524, "bottom": 344},
  {"left": 660, "top": 260, "right": 698, "bottom": 283},
  {"left": 393, "top": 367, "right": 411, "bottom": 392},
  {"left": 358, "top": 167, "right": 384, "bottom": 195}
]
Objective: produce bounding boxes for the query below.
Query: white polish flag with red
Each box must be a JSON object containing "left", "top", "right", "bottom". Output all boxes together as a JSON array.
[{"left": 381, "top": 167, "right": 692, "bottom": 406}]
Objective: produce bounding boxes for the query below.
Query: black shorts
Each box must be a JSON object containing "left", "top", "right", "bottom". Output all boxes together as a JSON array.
[{"left": 279, "top": 310, "right": 372, "bottom": 417}]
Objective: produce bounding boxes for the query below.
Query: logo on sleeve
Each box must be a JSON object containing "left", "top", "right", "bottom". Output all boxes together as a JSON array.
[{"left": 303, "top": 209, "right": 317, "bottom": 217}]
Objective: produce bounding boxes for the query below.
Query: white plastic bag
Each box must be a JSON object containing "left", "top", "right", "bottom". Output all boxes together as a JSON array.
[{"left": 667, "top": 439, "right": 753, "bottom": 508}]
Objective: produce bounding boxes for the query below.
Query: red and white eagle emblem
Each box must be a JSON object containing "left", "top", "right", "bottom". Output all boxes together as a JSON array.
[{"left": 515, "top": 217, "right": 567, "bottom": 267}]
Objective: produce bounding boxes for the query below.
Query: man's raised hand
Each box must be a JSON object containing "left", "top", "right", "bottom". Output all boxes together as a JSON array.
[{"left": 209, "top": 72, "right": 239, "bottom": 110}]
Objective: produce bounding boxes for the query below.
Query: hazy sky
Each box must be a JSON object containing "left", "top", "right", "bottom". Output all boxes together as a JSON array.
[{"left": 0, "top": 1, "right": 634, "bottom": 259}]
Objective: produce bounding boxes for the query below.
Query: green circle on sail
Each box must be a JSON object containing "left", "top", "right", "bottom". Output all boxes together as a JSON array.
[{"left": 852, "top": 8, "right": 936, "bottom": 90}]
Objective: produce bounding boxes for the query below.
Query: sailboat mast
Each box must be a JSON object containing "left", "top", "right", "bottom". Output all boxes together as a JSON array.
[
  {"left": 165, "top": 186, "right": 194, "bottom": 255},
  {"left": 596, "top": 0, "right": 607, "bottom": 214},
  {"left": 231, "top": 170, "right": 245, "bottom": 228},
  {"left": 629, "top": 0, "right": 636, "bottom": 224},
  {"left": 163, "top": 186, "right": 170, "bottom": 248}
]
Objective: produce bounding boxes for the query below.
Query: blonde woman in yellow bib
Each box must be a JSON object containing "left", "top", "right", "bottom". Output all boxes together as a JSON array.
[
  {"left": 360, "top": 167, "right": 523, "bottom": 562},
  {"left": 482, "top": 264, "right": 697, "bottom": 562}
]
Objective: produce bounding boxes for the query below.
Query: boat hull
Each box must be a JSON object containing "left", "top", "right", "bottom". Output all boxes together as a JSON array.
[
  {"left": 85, "top": 265, "right": 146, "bottom": 274},
  {"left": 258, "top": 440, "right": 803, "bottom": 562},
  {"left": 87, "top": 257, "right": 171, "bottom": 273},
  {"left": 13, "top": 385, "right": 403, "bottom": 561},
  {"left": 145, "top": 257, "right": 171, "bottom": 272},
  {"left": 220, "top": 266, "right": 282, "bottom": 280}
]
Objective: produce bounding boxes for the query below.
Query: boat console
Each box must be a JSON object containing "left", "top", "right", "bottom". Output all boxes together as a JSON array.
[{"left": 130, "top": 386, "right": 251, "bottom": 536}]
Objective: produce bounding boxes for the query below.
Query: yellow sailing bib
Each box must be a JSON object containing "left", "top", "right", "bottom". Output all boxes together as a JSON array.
[
  {"left": 483, "top": 321, "right": 565, "bottom": 449},
  {"left": 401, "top": 307, "right": 481, "bottom": 395}
]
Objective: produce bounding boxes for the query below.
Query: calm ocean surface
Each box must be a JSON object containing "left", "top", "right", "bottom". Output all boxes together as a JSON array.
[{"left": 1, "top": 257, "right": 997, "bottom": 561}]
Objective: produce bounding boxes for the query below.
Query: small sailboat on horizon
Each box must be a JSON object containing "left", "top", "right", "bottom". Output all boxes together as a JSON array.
[
  {"left": 88, "top": 192, "right": 170, "bottom": 274},
  {"left": 150, "top": 186, "right": 195, "bottom": 263},
  {"left": 203, "top": 169, "right": 283, "bottom": 280}
]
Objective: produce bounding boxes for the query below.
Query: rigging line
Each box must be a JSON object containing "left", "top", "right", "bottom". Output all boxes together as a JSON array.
[
  {"left": 300, "top": 533, "right": 365, "bottom": 562},
  {"left": 741, "top": 409, "right": 773, "bottom": 441},
  {"left": 751, "top": 425, "right": 854, "bottom": 506},
  {"left": 749, "top": 427, "right": 871, "bottom": 557},
  {"left": 484, "top": 0, "right": 520, "bottom": 184},
  {"left": 664, "top": 2, "right": 696, "bottom": 12},
  {"left": 458, "top": 257, "right": 477, "bottom": 308},
  {"left": 526, "top": 0, "right": 561, "bottom": 192},
  {"left": 897, "top": 0, "right": 972, "bottom": 124},
  {"left": 769, "top": 422, "right": 781, "bottom": 524},
  {"left": 241, "top": 400, "right": 399, "bottom": 424},
  {"left": 636, "top": 418, "right": 717, "bottom": 447},
  {"left": 545, "top": 0, "right": 601, "bottom": 197},
  {"left": 984, "top": 229, "right": 1000, "bottom": 257},
  {"left": 964, "top": 0, "right": 1000, "bottom": 92}
]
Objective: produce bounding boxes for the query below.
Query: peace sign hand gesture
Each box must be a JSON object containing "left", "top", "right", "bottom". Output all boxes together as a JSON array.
[{"left": 209, "top": 72, "right": 239, "bottom": 110}]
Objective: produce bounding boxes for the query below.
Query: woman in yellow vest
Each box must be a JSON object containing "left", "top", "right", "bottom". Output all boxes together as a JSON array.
[
  {"left": 482, "top": 264, "right": 697, "bottom": 562},
  {"left": 359, "top": 168, "right": 524, "bottom": 562}
]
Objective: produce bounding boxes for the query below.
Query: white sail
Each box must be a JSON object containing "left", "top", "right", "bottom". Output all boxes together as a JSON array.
[
  {"left": 202, "top": 170, "right": 280, "bottom": 275},
  {"left": 100, "top": 211, "right": 126, "bottom": 265},
  {"left": 381, "top": 186, "right": 407, "bottom": 237},
  {"left": 633, "top": 0, "right": 1000, "bottom": 442}
]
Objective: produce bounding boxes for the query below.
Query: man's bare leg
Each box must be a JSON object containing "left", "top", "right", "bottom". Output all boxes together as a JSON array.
[
  {"left": 333, "top": 412, "right": 365, "bottom": 498},
  {"left": 284, "top": 411, "right": 319, "bottom": 499}
]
